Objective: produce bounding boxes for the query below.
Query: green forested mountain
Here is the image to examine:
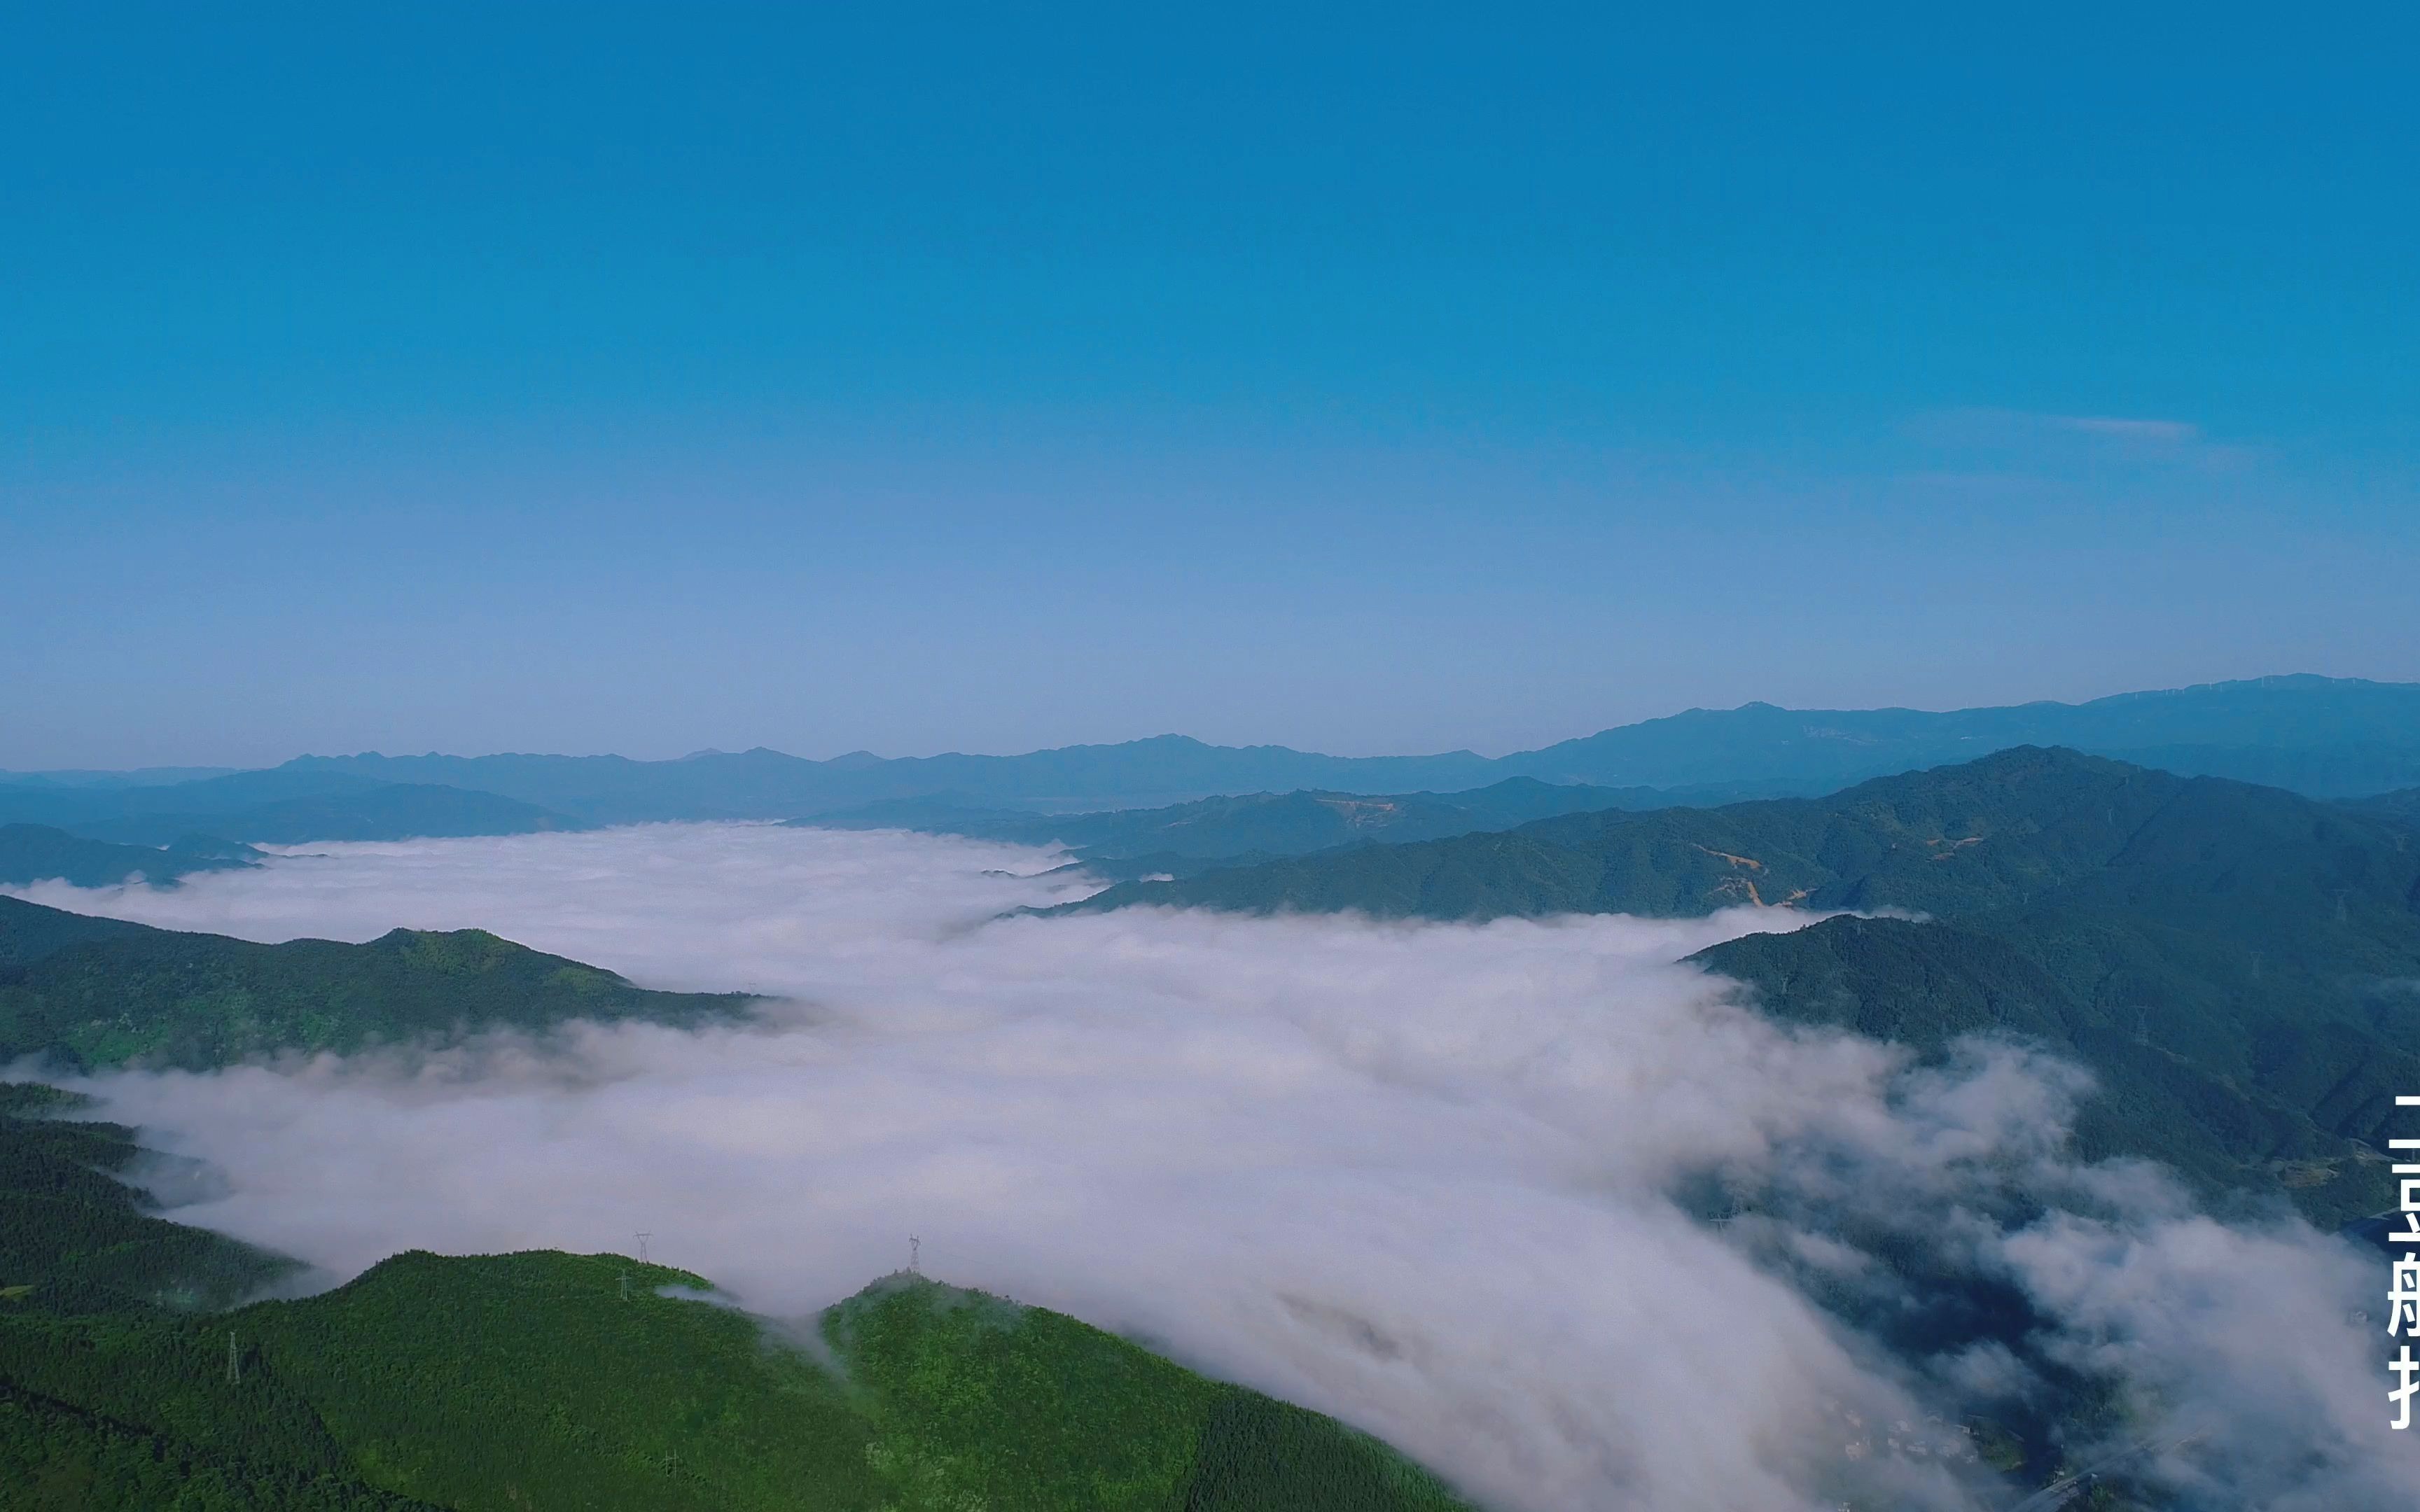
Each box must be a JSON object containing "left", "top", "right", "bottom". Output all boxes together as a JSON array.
[
  {"left": 1692, "top": 916, "right": 2402, "bottom": 1223},
  {"left": 0, "top": 1083, "right": 295, "bottom": 1317},
  {"left": 0, "top": 825, "right": 261, "bottom": 889},
  {"left": 0, "top": 1088, "right": 1473, "bottom": 1512},
  {"left": 1065, "top": 748, "right": 2420, "bottom": 1225},
  {"left": 0, "top": 897, "right": 749, "bottom": 1072},
  {"left": 1064, "top": 744, "right": 2420, "bottom": 924}
]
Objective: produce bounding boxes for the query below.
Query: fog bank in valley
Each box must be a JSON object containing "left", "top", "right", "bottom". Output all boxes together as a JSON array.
[{"left": 15, "top": 825, "right": 2402, "bottom": 1511}]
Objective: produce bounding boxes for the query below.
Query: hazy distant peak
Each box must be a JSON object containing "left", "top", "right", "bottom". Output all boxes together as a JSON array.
[{"left": 30, "top": 675, "right": 2420, "bottom": 824}]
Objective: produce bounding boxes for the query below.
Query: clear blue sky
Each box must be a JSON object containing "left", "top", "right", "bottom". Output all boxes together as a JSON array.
[{"left": 6, "top": 4, "right": 2414, "bottom": 768}]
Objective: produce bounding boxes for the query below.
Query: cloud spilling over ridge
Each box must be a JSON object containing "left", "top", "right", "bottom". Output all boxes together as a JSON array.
[{"left": 19, "top": 826, "right": 2406, "bottom": 1511}]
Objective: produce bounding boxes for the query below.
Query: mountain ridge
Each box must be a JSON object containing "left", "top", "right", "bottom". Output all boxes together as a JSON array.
[
  {"left": 0, "top": 825, "right": 263, "bottom": 890},
  {"left": 0, "top": 776, "right": 586, "bottom": 851},
  {"left": 0, "top": 896, "right": 752, "bottom": 1072},
  {"left": 791, "top": 775, "right": 1809, "bottom": 874},
  {"left": 1051, "top": 746, "right": 2420, "bottom": 1227},
  {"left": 257, "top": 676, "right": 2420, "bottom": 823}
]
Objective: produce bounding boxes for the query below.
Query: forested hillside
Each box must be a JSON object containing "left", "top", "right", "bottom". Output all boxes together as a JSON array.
[
  {"left": 0, "top": 897, "right": 751, "bottom": 1072},
  {"left": 0, "top": 1086, "right": 1474, "bottom": 1512},
  {"left": 1064, "top": 748, "right": 2420, "bottom": 1225}
]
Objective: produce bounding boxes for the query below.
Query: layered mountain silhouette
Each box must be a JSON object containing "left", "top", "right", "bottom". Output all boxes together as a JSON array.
[
  {"left": 256, "top": 675, "right": 2420, "bottom": 822},
  {"left": 0, "top": 774, "right": 587, "bottom": 881},
  {"left": 8, "top": 678, "right": 2416, "bottom": 855},
  {"left": 791, "top": 776, "right": 1806, "bottom": 878},
  {"left": 0, "top": 825, "right": 260, "bottom": 889}
]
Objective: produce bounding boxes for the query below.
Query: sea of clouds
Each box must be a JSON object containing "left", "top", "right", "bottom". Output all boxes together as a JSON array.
[{"left": 11, "top": 823, "right": 2407, "bottom": 1511}]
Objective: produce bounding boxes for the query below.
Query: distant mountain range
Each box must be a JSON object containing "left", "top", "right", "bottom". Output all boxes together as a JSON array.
[
  {"left": 0, "top": 825, "right": 261, "bottom": 890},
  {"left": 3, "top": 676, "right": 2416, "bottom": 878},
  {"left": 0, "top": 773, "right": 588, "bottom": 884},
  {"left": 0, "top": 771, "right": 585, "bottom": 848},
  {"left": 1491, "top": 673, "right": 2420, "bottom": 794},
  {"left": 793, "top": 776, "right": 1803, "bottom": 879},
  {"left": 269, "top": 675, "right": 2420, "bottom": 820},
  {"left": 0, "top": 765, "right": 244, "bottom": 789},
  {"left": 1059, "top": 746, "right": 2420, "bottom": 1228}
]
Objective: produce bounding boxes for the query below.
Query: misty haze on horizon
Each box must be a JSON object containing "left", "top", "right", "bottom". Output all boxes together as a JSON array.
[
  {"left": 4, "top": 673, "right": 2418, "bottom": 776},
  {"left": 9, "top": 671, "right": 2417, "bottom": 775}
]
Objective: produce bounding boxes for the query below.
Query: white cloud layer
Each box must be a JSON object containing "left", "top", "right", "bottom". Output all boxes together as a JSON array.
[{"left": 15, "top": 825, "right": 2410, "bottom": 1510}]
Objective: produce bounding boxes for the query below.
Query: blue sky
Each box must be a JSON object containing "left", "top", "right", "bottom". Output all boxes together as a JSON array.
[{"left": 5, "top": 5, "right": 2414, "bottom": 767}]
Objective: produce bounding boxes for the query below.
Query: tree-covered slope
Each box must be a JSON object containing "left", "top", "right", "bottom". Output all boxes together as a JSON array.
[
  {"left": 0, "top": 1086, "right": 1475, "bottom": 1512},
  {"left": 1063, "top": 749, "right": 2420, "bottom": 1224},
  {"left": 0, "top": 897, "right": 752, "bottom": 1072},
  {"left": 0, "top": 902, "right": 162, "bottom": 972},
  {"left": 1690, "top": 916, "right": 2405, "bottom": 1223},
  {"left": 206, "top": 1254, "right": 1473, "bottom": 1512},
  {"left": 2, "top": 1253, "right": 1475, "bottom": 1512},
  {"left": 0, "top": 1381, "right": 444, "bottom": 1511},
  {"left": 0, "top": 825, "right": 260, "bottom": 889},
  {"left": 1068, "top": 746, "right": 2420, "bottom": 930},
  {"left": 1064, "top": 746, "right": 2381, "bottom": 921},
  {"left": 0, "top": 1084, "right": 295, "bottom": 1317},
  {"left": 824, "top": 1275, "right": 1468, "bottom": 1512}
]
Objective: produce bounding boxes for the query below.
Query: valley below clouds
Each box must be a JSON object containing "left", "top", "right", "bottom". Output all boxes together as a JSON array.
[{"left": 9, "top": 825, "right": 2402, "bottom": 1511}]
